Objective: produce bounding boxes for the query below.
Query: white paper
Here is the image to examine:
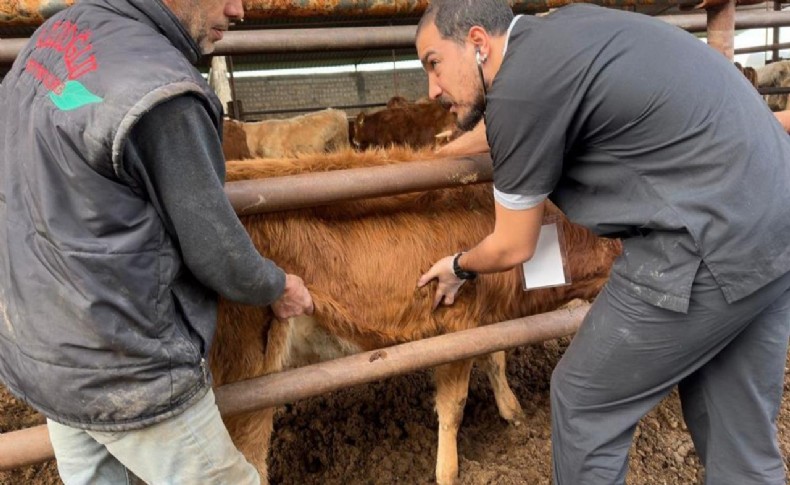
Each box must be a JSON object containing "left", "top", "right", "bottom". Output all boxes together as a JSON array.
[{"left": 522, "top": 223, "right": 568, "bottom": 290}]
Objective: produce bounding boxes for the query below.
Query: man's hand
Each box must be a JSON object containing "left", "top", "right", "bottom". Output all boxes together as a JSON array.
[
  {"left": 271, "top": 274, "right": 314, "bottom": 319},
  {"left": 435, "top": 120, "right": 488, "bottom": 156},
  {"left": 417, "top": 255, "right": 467, "bottom": 310}
]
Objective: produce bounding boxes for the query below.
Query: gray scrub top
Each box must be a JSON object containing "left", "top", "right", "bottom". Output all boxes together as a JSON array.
[{"left": 487, "top": 4, "right": 790, "bottom": 313}]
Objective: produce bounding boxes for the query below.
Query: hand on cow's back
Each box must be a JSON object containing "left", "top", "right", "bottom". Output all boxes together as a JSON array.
[{"left": 271, "top": 274, "right": 314, "bottom": 319}]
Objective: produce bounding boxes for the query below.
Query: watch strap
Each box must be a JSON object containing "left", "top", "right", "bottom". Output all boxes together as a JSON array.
[{"left": 452, "top": 252, "right": 478, "bottom": 280}]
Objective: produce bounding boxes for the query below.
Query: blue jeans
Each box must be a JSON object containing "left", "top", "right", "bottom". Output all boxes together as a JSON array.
[{"left": 47, "top": 388, "right": 260, "bottom": 485}]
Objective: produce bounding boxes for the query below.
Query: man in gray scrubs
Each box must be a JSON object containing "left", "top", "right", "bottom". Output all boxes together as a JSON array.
[{"left": 416, "top": 1, "right": 790, "bottom": 483}]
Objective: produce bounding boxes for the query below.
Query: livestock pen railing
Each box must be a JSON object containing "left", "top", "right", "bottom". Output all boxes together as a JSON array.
[
  {"left": 0, "top": 0, "right": 781, "bottom": 26},
  {"left": 2, "top": 0, "right": 790, "bottom": 473},
  {"left": 0, "top": 157, "right": 592, "bottom": 472},
  {"left": 2, "top": 10, "right": 790, "bottom": 64}
]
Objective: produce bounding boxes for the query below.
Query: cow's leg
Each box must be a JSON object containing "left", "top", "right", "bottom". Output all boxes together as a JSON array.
[
  {"left": 433, "top": 359, "right": 474, "bottom": 485},
  {"left": 222, "top": 318, "right": 293, "bottom": 484},
  {"left": 477, "top": 351, "right": 524, "bottom": 425}
]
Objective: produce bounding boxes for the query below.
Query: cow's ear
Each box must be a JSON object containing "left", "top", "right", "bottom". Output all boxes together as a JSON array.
[{"left": 357, "top": 113, "right": 365, "bottom": 126}]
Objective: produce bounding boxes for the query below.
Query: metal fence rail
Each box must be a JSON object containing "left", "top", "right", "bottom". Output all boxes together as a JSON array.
[
  {"left": 0, "top": 303, "right": 590, "bottom": 471},
  {"left": 3, "top": 11, "right": 790, "bottom": 64},
  {"left": 0, "top": 0, "right": 744, "bottom": 26}
]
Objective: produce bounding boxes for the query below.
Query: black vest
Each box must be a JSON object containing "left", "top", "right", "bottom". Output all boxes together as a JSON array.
[{"left": 0, "top": 0, "right": 223, "bottom": 431}]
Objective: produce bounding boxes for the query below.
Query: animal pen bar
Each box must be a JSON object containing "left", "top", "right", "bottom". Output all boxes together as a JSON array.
[
  {"left": 2, "top": 11, "right": 790, "bottom": 62},
  {"left": 227, "top": 154, "right": 494, "bottom": 215},
  {"left": 0, "top": 0, "right": 764, "bottom": 26},
  {"left": 209, "top": 11, "right": 790, "bottom": 55},
  {"left": 0, "top": 304, "right": 592, "bottom": 470}
]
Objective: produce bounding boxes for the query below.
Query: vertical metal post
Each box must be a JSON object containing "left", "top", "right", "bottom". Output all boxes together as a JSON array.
[
  {"left": 773, "top": 0, "right": 782, "bottom": 62},
  {"left": 707, "top": 0, "right": 737, "bottom": 59},
  {"left": 226, "top": 55, "right": 243, "bottom": 120}
]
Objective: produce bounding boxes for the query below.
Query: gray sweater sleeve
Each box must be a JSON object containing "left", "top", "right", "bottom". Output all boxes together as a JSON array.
[{"left": 121, "top": 94, "right": 286, "bottom": 306}]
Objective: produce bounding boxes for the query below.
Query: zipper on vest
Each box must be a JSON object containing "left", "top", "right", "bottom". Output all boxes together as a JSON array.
[{"left": 200, "top": 358, "right": 208, "bottom": 385}]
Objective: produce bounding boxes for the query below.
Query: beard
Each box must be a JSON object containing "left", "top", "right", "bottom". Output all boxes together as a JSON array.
[
  {"left": 168, "top": 1, "right": 213, "bottom": 54},
  {"left": 197, "top": 31, "right": 215, "bottom": 55},
  {"left": 456, "top": 90, "right": 486, "bottom": 132}
]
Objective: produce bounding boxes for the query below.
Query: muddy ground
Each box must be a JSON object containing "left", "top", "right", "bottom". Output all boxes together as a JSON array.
[{"left": 2, "top": 337, "right": 789, "bottom": 484}]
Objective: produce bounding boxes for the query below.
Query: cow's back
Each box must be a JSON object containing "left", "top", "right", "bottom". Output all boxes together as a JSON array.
[{"left": 223, "top": 148, "right": 620, "bottom": 350}]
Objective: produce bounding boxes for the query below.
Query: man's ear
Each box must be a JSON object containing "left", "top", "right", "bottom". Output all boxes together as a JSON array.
[{"left": 468, "top": 25, "right": 489, "bottom": 59}]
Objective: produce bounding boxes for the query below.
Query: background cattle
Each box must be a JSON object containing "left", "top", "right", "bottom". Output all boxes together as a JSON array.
[
  {"left": 222, "top": 118, "right": 252, "bottom": 160},
  {"left": 757, "top": 60, "right": 790, "bottom": 111},
  {"left": 734, "top": 62, "right": 758, "bottom": 89},
  {"left": 352, "top": 98, "right": 458, "bottom": 150},
  {"left": 231, "top": 108, "right": 350, "bottom": 159},
  {"left": 210, "top": 148, "right": 621, "bottom": 484}
]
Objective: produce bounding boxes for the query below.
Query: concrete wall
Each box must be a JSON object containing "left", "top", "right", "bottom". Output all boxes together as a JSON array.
[{"left": 231, "top": 69, "right": 428, "bottom": 120}]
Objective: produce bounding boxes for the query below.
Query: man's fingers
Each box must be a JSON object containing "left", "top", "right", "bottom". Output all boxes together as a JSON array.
[
  {"left": 417, "top": 270, "right": 435, "bottom": 288},
  {"left": 432, "top": 291, "right": 444, "bottom": 311}
]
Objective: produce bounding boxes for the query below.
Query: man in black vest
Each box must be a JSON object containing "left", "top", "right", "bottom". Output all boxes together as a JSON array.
[
  {"left": 0, "top": 0, "right": 312, "bottom": 483},
  {"left": 416, "top": 1, "right": 790, "bottom": 484}
]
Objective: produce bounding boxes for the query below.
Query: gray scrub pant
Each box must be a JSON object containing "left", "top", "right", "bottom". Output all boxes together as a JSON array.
[{"left": 551, "top": 263, "right": 790, "bottom": 485}]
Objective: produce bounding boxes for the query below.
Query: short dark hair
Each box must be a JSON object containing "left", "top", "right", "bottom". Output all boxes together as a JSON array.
[{"left": 417, "top": 0, "right": 514, "bottom": 45}]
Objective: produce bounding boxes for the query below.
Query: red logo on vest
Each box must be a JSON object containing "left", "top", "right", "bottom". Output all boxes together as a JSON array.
[
  {"left": 35, "top": 20, "right": 98, "bottom": 81},
  {"left": 25, "top": 20, "right": 104, "bottom": 110}
]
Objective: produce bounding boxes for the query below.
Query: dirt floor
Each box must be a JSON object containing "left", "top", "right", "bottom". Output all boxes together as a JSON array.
[{"left": 2, "top": 337, "right": 789, "bottom": 485}]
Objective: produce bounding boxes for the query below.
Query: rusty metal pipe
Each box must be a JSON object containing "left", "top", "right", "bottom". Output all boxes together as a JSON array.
[
  {"left": 214, "top": 24, "right": 417, "bottom": 55},
  {"left": 0, "top": 0, "right": 704, "bottom": 26},
  {"left": 0, "top": 36, "right": 25, "bottom": 64},
  {"left": 735, "top": 41, "right": 790, "bottom": 55},
  {"left": 4, "top": 11, "right": 790, "bottom": 64},
  {"left": 0, "top": 0, "right": 74, "bottom": 25},
  {"left": 215, "top": 303, "right": 589, "bottom": 416},
  {"left": 662, "top": 10, "right": 790, "bottom": 32},
  {"left": 0, "top": 303, "right": 590, "bottom": 471},
  {"left": 211, "top": 11, "right": 790, "bottom": 54},
  {"left": 226, "top": 153, "right": 494, "bottom": 216},
  {"left": 706, "top": 0, "right": 736, "bottom": 59}
]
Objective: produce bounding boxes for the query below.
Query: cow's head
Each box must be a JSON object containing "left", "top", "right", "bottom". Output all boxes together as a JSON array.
[{"left": 352, "top": 112, "right": 367, "bottom": 149}]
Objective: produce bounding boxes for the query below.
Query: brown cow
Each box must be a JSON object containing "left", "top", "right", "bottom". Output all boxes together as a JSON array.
[
  {"left": 353, "top": 98, "right": 458, "bottom": 150},
  {"left": 211, "top": 147, "right": 621, "bottom": 484},
  {"left": 240, "top": 108, "right": 350, "bottom": 158},
  {"left": 734, "top": 62, "right": 758, "bottom": 89},
  {"left": 222, "top": 119, "right": 252, "bottom": 160}
]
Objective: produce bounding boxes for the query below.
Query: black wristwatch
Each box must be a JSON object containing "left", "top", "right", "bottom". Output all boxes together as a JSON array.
[{"left": 452, "top": 252, "right": 478, "bottom": 280}]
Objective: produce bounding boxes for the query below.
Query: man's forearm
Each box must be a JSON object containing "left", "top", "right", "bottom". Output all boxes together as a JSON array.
[
  {"left": 775, "top": 110, "right": 790, "bottom": 133},
  {"left": 437, "top": 120, "right": 489, "bottom": 156}
]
